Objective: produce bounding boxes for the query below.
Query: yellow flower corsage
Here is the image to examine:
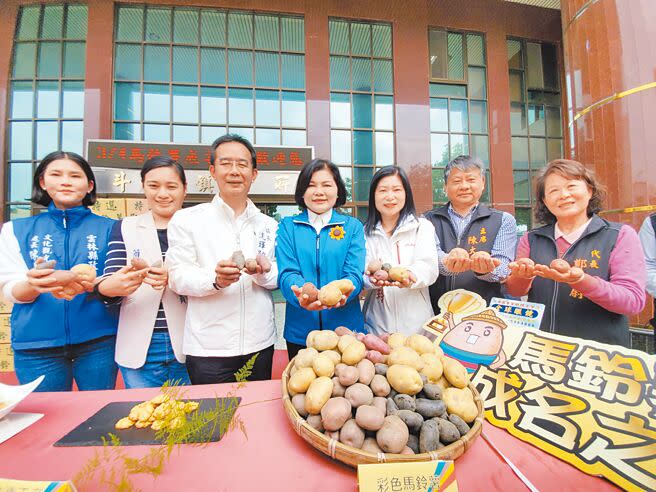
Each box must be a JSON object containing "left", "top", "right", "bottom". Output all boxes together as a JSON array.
[{"left": 329, "top": 225, "right": 346, "bottom": 240}]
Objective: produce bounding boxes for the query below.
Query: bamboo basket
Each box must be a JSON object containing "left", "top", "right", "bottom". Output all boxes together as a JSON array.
[{"left": 281, "top": 359, "right": 484, "bottom": 468}]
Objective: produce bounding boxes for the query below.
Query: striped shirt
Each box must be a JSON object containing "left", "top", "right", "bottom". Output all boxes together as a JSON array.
[
  {"left": 102, "top": 221, "right": 169, "bottom": 330},
  {"left": 436, "top": 203, "right": 517, "bottom": 283}
]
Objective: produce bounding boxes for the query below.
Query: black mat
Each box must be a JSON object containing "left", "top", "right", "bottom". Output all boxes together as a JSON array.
[{"left": 54, "top": 397, "right": 241, "bottom": 447}]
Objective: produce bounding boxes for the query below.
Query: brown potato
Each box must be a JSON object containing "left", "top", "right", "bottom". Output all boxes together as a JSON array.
[
  {"left": 321, "top": 397, "right": 352, "bottom": 431},
  {"left": 376, "top": 415, "right": 409, "bottom": 454},
  {"left": 361, "top": 437, "right": 382, "bottom": 453},
  {"left": 355, "top": 405, "right": 386, "bottom": 431},
  {"left": 337, "top": 365, "right": 359, "bottom": 387},
  {"left": 331, "top": 377, "right": 346, "bottom": 397},
  {"left": 550, "top": 258, "right": 570, "bottom": 273},
  {"left": 373, "top": 270, "right": 389, "bottom": 281},
  {"left": 371, "top": 396, "right": 387, "bottom": 414},
  {"left": 344, "top": 382, "right": 374, "bottom": 408},
  {"left": 291, "top": 394, "right": 309, "bottom": 418},
  {"left": 244, "top": 258, "right": 258, "bottom": 273},
  {"left": 369, "top": 374, "right": 391, "bottom": 397},
  {"left": 50, "top": 270, "right": 77, "bottom": 287},
  {"left": 301, "top": 282, "right": 319, "bottom": 303},
  {"left": 356, "top": 359, "right": 376, "bottom": 385},
  {"left": 339, "top": 419, "right": 365, "bottom": 449},
  {"left": 231, "top": 250, "right": 246, "bottom": 269},
  {"left": 306, "top": 414, "right": 324, "bottom": 432},
  {"left": 131, "top": 257, "right": 149, "bottom": 270},
  {"left": 367, "top": 259, "right": 383, "bottom": 273}
]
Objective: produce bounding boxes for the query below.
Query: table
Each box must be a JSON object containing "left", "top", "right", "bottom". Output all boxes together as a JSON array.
[{"left": 0, "top": 380, "right": 618, "bottom": 491}]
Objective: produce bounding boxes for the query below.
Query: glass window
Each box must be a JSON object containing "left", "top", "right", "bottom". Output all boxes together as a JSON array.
[
  {"left": 430, "top": 83, "right": 467, "bottom": 98},
  {"left": 201, "top": 11, "right": 226, "bottom": 46},
  {"left": 7, "top": 4, "right": 89, "bottom": 216},
  {"left": 255, "top": 90, "right": 280, "bottom": 127},
  {"left": 467, "top": 34, "right": 485, "bottom": 66},
  {"left": 227, "top": 12, "right": 253, "bottom": 49},
  {"left": 330, "top": 19, "right": 394, "bottom": 212},
  {"left": 467, "top": 67, "right": 486, "bottom": 99},
  {"left": 450, "top": 133, "right": 469, "bottom": 158},
  {"left": 144, "top": 84, "right": 171, "bottom": 122},
  {"left": 508, "top": 38, "right": 563, "bottom": 218},
  {"left": 449, "top": 99, "right": 468, "bottom": 133},
  {"left": 146, "top": 8, "right": 171, "bottom": 43},
  {"left": 469, "top": 100, "right": 487, "bottom": 134},
  {"left": 447, "top": 33, "right": 464, "bottom": 80},
  {"left": 431, "top": 133, "right": 449, "bottom": 167},
  {"left": 429, "top": 30, "right": 447, "bottom": 80},
  {"left": 10, "top": 81, "right": 34, "bottom": 119},
  {"left": 430, "top": 98, "right": 448, "bottom": 132},
  {"left": 112, "top": 6, "right": 306, "bottom": 151}
]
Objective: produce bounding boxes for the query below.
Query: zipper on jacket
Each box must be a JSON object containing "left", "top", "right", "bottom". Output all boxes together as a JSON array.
[
  {"left": 316, "top": 233, "right": 323, "bottom": 331},
  {"left": 63, "top": 210, "right": 70, "bottom": 345}
]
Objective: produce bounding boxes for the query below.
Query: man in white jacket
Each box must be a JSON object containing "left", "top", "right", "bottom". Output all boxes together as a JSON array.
[{"left": 166, "top": 134, "right": 278, "bottom": 384}]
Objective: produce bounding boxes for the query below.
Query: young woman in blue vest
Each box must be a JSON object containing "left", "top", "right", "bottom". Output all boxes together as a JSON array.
[
  {"left": 0, "top": 151, "right": 118, "bottom": 391},
  {"left": 97, "top": 156, "right": 190, "bottom": 388},
  {"left": 506, "top": 159, "right": 646, "bottom": 347},
  {"left": 276, "top": 159, "right": 366, "bottom": 360}
]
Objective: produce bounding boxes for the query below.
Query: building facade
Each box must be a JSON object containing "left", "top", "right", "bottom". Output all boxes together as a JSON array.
[{"left": 0, "top": 1, "right": 654, "bottom": 344}]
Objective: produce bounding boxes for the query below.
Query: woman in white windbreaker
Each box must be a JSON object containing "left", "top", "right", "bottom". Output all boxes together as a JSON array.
[{"left": 362, "top": 166, "right": 439, "bottom": 336}]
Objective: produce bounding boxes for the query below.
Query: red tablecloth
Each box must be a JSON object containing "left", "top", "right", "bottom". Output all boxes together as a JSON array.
[{"left": 0, "top": 380, "right": 618, "bottom": 491}]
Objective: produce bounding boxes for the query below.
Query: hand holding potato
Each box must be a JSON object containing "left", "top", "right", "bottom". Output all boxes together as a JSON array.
[
  {"left": 97, "top": 264, "right": 149, "bottom": 297},
  {"left": 215, "top": 259, "right": 241, "bottom": 288},
  {"left": 443, "top": 247, "right": 472, "bottom": 273},
  {"left": 143, "top": 265, "right": 168, "bottom": 290},
  {"left": 470, "top": 251, "right": 501, "bottom": 274},
  {"left": 508, "top": 257, "right": 537, "bottom": 279},
  {"left": 291, "top": 284, "right": 325, "bottom": 311},
  {"left": 26, "top": 258, "right": 65, "bottom": 295},
  {"left": 534, "top": 258, "right": 585, "bottom": 284}
]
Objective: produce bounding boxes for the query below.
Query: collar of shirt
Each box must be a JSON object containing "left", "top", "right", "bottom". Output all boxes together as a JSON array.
[
  {"left": 308, "top": 209, "right": 333, "bottom": 233},
  {"left": 554, "top": 217, "right": 592, "bottom": 244},
  {"left": 447, "top": 203, "right": 479, "bottom": 237}
]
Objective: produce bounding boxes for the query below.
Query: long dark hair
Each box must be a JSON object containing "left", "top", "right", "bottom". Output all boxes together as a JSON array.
[
  {"left": 364, "top": 166, "right": 416, "bottom": 236},
  {"left": 294, "top": 159, "right": 347, "bottom": 209},
  {"left": 31, "top": 151, "right": 96, "bottom": 207},
  {"left": 141, "top": 156, "right": 187, "bottom": 185}
]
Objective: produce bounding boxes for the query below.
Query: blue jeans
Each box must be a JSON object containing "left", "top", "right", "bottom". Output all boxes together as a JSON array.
[
  {"left": 14, "top": 335, "right": 118, "bottom": 392},
  {"left": 119, "top": 330, "right": 190, "bottom": 389}
]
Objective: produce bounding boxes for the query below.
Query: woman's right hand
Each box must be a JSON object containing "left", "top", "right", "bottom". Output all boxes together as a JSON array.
[
  {"left": 25, "top": 259, "right": 65, "bottom": 295},
  {"left": 97, "top": 264, "right": 149, "bottom": 297},
  {"left": 508, "top": 257, "right": 538, "bottom": 279}
]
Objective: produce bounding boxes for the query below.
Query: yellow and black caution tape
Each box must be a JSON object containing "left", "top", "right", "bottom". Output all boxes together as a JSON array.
[{"left": 599, "top": 204, "right": 656, "bottom": 216}]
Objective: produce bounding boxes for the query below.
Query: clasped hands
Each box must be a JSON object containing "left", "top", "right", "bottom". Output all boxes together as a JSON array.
[{"left": 443, "top": 248, "right": 501, "bottom": 275}]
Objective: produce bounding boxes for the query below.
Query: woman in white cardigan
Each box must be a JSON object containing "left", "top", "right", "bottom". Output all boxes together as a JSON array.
[
  {"left": 362, "top": 166, "right": 439, "bottom": 336},
  {"left": 96, "top": 156, "right": 189, "bottom": 388}
]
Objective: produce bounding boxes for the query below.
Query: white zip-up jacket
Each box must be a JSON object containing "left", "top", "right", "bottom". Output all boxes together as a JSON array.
[
  {"left": 362, "top": 216, "right": 439, "bottom": 336},
  {"left": 166, "top": 195, "right": 278, "bottom": 357}
]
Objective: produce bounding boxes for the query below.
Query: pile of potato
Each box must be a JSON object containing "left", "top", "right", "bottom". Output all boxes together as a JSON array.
[
  {"left": 286, "top": 328, "right": 479, "bottom": 455},
  {"left": 366, "top": 259, "right": 412, "bottom": 284}
]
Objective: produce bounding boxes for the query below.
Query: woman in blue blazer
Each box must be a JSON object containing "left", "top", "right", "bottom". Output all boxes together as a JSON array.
[{"left": 276, "top": 159, "right": 365, "bottom": 360}]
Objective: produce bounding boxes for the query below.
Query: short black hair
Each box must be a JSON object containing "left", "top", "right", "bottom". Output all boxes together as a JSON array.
[
  {"left": 31, "top": 151, "right": 97, "bottom": 207},
  {"left": 294, "top": 159, "right": 347, "bottom": 209},
  {"left": 364, "top": 166, "right": 416, "bottom": 236},
  {"left": 210, "top": 133, "right": 257, "bottom": 168},
  {"left": 140, "top": 155, "right": 187, "bottom": 185}
]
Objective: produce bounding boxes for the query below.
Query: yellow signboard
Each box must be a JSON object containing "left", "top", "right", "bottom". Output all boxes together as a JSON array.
[
  {"left": 358, "top": 460, "right": 458, "bottom": 492},
  {"left": 90, "top": 198, "right": 126, "bottom": 220},
  {"left": 427, "top": 290, "right": 656, "bottom": 491}
]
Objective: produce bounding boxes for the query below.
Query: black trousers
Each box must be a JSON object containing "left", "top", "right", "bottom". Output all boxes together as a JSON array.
[
  {"left": 186, "top": 345, "right": 274, "bottom": 385},
  {"left": 286, "top": 341, "right": 306, "bottom": 362}
]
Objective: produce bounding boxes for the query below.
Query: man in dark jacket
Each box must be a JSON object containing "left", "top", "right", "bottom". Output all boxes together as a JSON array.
[{"left": 424, "top": 155, "right": 517, "bottom": 312}]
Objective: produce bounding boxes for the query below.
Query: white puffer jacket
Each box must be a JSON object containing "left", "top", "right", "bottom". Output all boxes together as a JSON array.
[
  {"left": 166, "top": 195, "right": 278, "bottom": 357},
  {"left": 362, "top": 216, "right": 439, "bottom": 336}
]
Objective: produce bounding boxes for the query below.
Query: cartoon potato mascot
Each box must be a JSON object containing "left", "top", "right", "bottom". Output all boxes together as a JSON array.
[{"left": 439, "top": 308, "right": 507, "bottom": 373}]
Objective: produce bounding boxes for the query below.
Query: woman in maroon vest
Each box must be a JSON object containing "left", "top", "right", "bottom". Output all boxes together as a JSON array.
[{"left": 506, "top": 159, "right": 645, "bottom": 347}]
